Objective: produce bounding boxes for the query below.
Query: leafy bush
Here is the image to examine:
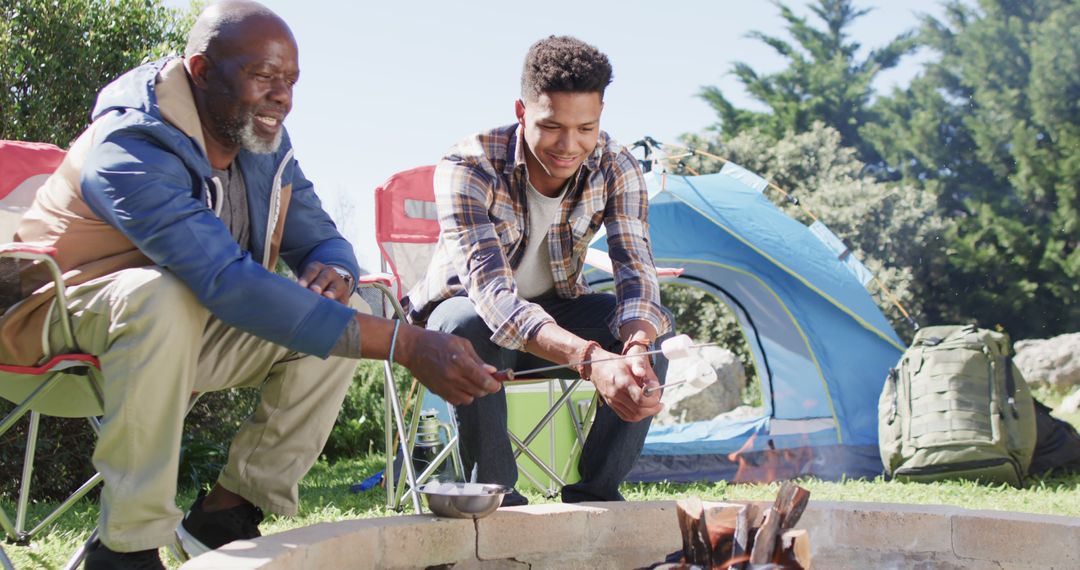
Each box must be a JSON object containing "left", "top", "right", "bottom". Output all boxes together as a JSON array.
[
  {"left": 0, "top": 0, "right": 197, "bottom": 146},
  {"left": 0, "top": 409, "right": 98, "bottom": 502},
  {"left": 323, "top": 360, "right": 388, "bottom": 461},
  {"left": 179, "top": 388, "right": 261, "bottom": 490}
]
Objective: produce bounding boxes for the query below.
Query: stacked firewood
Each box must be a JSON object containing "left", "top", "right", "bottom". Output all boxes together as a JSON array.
[{"left": 651, "top": 481, "right": 812, "bottom": 569}]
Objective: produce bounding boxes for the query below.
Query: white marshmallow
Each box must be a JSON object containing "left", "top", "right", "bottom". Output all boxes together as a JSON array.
[
  {"left": 661, "top": 334, "right": 696, "bottom": 359},
  {"left": 687, "top": 360, "right": 717, "bottom": 389}
]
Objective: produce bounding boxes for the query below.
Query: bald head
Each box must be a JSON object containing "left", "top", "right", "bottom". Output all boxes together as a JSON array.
[
  {"left": 184, "top": 0, "right": 300, "bottom": 166},
  {"left": 185, "top": 1, "right": 293, "bottom": 59}
]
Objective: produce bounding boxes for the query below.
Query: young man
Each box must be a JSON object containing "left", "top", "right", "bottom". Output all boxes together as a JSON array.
[
  {"left": 4, "top": 2, "right": 497, "bottom": 568},
  {"left": 405, "top": 36, "right": 673, "bottom": 505}
]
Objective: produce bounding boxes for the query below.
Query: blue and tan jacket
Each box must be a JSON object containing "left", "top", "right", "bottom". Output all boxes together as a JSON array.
[{"left": 1, "top": 58, "right": 358, "bottom": 365}]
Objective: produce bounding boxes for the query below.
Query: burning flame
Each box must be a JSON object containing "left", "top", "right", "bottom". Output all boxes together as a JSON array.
[{"left": 726, "top": 433, "right": 815, "bottom": 484}]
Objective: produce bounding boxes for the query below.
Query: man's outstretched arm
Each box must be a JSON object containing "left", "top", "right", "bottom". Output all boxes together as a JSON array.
[{"left": 329, "top": 313, "right": 500, "bottom": 406}]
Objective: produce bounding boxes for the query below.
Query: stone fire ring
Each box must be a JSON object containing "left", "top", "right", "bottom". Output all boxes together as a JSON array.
[{"left": 180, "top": 501, "right": 1080, "bottom": 569}]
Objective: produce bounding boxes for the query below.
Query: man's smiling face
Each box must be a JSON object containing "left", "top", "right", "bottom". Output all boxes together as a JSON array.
[
  {"left": 201, "top": 16, "right": 298, "bottom": 154},
  {"left": 516, "top": 91, "right": 603, "bottom": 196}
]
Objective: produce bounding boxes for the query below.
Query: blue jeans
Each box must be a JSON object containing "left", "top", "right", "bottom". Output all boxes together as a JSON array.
[{"left": 426, "top": 293, "right": 673, "bottom": 502}]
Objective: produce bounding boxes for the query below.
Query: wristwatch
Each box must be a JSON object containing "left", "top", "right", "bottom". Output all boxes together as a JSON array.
[{"left": 328, "top": 265, "right": 354, "bottom": 291}]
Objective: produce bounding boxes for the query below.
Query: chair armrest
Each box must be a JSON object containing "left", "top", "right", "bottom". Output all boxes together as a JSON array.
[
  {"left": 0, "top": 353, "right": 100, "bottom": 375},
  {"left": 0, "top": 242, "right": 78, "bottom": 352},
  {"left": 584, "top": 247, "right": 684, "bottom": 279},
  {"left": 357, "top": 272, "right": 407, "bottom": 319},
  {"left": 0, "top": 243, "right": 58, "bottom": 260},
  {"left": 357, "top": 272, "right": 397, "bottom": 287},
  {"left": 656, "top": 267, "right": 684, "bottom": 278}
]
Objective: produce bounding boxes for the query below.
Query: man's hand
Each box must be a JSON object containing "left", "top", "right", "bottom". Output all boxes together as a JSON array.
[
  {"left": 396, "top": 325, "right": 500, "bottom": 406},
  {"left": 298, "top": 262, "right": 352, "bottom": 304},
  {"left": 590, "top": 346, "right": 663, "bottom": 422}
]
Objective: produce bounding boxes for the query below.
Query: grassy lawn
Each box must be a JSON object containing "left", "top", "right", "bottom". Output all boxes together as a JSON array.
[{"left": 4, "top": 398, "right": 1079, "bottom": 568}]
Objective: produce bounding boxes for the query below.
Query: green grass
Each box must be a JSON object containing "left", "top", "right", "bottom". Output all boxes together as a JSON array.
[
  {"left": 5, "top": 396, "right": 1080, "bottom": 569},
  {"left": 5, "top": 456, "right": 1079, "bottom": 569}
]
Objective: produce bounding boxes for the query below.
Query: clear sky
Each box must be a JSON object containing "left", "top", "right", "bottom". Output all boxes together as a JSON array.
[{"left": 166, "top": 0, "right": 946, "bottom": 270}]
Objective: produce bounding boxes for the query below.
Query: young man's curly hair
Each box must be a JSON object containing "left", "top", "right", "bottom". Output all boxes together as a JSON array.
[{"left": 520, "top": 36, "right": 613, "bottom": 101}]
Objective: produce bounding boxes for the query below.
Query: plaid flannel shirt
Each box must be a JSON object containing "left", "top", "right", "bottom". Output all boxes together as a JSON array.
[{"left": 403, "top": 124, "right": 669, "bottom": 350}]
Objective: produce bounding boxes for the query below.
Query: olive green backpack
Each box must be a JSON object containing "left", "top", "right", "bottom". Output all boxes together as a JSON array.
[{"left": 879, "top": 325, "right": 1037, "bottom": 486}]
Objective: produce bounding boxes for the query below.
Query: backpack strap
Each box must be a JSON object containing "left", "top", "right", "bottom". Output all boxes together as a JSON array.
[{"left": 1004, "top": 356, "right": 1019, "bottom": 419}]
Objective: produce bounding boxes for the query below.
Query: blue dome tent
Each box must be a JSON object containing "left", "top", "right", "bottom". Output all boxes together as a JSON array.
[{"left": 586, "top": 163, "right": 906, "bottom": 482}]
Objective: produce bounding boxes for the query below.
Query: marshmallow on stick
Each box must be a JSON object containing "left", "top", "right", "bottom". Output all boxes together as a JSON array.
[
  {"left": 644, "top": 358, "right": 717, "bottom": 395},
  {"left": 660, "top": 334, "right": 697, "bottom": 359}
]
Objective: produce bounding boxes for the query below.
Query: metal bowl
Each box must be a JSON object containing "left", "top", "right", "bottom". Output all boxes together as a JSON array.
[{"left": 418, "top": 482, "right": 510, "bottom": 519}]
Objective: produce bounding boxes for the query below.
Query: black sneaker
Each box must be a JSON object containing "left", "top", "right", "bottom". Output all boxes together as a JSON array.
[
  {"left": 501, "top": 488, "right": 529, "bottom": 507},
  {"left": 83, "top": 540, "right": 163, "bottom": 570},
  {"left": 177, "top": 491, "right": 264, "bottom": 557}
]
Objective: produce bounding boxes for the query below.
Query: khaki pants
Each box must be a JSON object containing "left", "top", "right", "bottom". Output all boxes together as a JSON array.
[{"left": 51, "top": 267, "right": 356, "bottom": 551}]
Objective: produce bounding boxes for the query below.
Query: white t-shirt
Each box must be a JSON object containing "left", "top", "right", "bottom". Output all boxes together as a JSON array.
[{"left": 513, "top": 177, "right": 567, "bottom": 300}]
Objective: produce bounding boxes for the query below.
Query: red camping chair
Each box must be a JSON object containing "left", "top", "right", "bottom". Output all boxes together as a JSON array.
[
  {"left": 359, "top": 166, "right": 461, "bottom": 512},
  {"left": 361, "top": 165, "right": 683, "bottom": 508},
  {"left": 0, "top": 141, "right": 108, "bottom": 568},
  {"left": 0, "top": 141, "right": 203, "bottom": 567}
]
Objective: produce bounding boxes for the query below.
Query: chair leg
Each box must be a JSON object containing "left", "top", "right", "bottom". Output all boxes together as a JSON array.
[
  {"left": 445, "top": 405, "right": 465, "bottom": 481},
  {"left": 382, "top": 371, "right": 395, "bottom": 509},
  {"left": 15, "top": 411, "right": 41, "bottom": 536},
  {"left": 383, "top": 360, "right": 422, "bottom": 513},
  {"left": 511, "top": 379, "right": 582, "bottom": 461},
  {"left": 61, "top": 527, "right": 97, "bottom": 570},
  {"left": 23, "top": 472, "right": 102, "bottom": 540},
  {"left": 514, "top": 451, "right": 558, "bottom": 498},
  {"left": 509, "top": 430, "right": 565, "bottom": 487},
  {"left": 507, "top": 380, "right": 598, "bottom": 498},
  {"left": 0, "top": 542, "right": 14, "bottom": 570}
]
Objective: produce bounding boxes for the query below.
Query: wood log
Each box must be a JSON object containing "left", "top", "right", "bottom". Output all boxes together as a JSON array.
[
  {"left": 708, "top": 526, "right": 735, "bottom": 568},
  {"left": 774, "top": 481, "right": 811, "bottom": 530},
  {"left": 729, "top": 503, "right": 758, "bottom": 570},
  {"left": 704, "top": 506, "right": 737, "bottom": 564},
  {"left": 676, "top": 498, "right": 711, "bottom": 566},
  {"left": 776, "top": 528, "right": 813, "bottom": 569},
  {"left": 748, "top": 506, "right": 780, "bottom": 565}
]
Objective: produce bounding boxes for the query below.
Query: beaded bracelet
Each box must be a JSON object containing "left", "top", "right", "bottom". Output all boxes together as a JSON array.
[{"left": 575, "top": 340, "right": 602, "bottom": 381}]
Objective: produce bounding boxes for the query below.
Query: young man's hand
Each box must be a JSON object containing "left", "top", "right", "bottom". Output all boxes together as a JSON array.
[
  {"left": 590, "top": 348, "right": 663, "bottom": 422},
  {"left": 395, "top": 325, "right": 500, "bottom": 406}
]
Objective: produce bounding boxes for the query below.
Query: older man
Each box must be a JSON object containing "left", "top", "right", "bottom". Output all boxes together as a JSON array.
[{"left": 5, "top": 2, "right": 497, "bottom": 568}]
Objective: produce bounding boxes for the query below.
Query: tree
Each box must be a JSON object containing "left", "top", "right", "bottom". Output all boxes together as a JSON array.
[
  {"left": 699, "top": 0, "right": 914, "bottom": 166},
  {"left": 865, "top": 0, "right": 1080, "bottom": 339},
  {"left": 0, "top": 0, "right": 196, "bottom": 146}
]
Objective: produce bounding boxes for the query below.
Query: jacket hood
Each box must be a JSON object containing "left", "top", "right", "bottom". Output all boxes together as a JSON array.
[
  {"left": 90, "top": 58, "right": 212, "bottom": 169},
  {"left": 91, "top": 58, "right": 170, "bottom": 122},
  {"left": 88, "top": 57, "right": 296, "bottom": 187}
]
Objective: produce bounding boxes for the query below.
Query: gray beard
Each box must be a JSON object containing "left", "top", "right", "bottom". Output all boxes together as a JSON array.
[{"left": 237, "top": 115, "right": 283, "bottom": 155}]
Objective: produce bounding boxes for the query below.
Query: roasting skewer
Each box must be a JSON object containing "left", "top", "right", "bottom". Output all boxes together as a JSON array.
[
  {"left": 643, "top": 361, "right": 717, "bottom": 395},
  {"left": 491, "top": 334, "right": 717, "bottom": 382}
]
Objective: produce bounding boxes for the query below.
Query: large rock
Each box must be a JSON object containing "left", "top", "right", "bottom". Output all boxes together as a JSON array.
[
  {"left": 654, "top": 346, "right": 745, "bottom": 426},
  {"left": 1014, "top": 332, "right": 1080, "bottom": 390}
]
